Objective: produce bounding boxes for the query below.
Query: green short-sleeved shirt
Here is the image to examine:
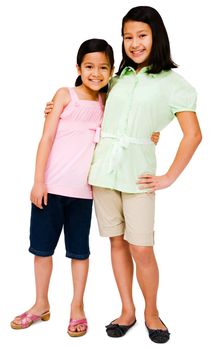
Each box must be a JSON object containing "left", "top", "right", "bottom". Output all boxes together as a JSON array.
[{"left": 88, "top": 66, "right": 197, "bottom": 193}]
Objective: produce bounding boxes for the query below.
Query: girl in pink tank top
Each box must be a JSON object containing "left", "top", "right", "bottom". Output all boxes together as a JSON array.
[
  {"left": 45, "top": 86, "right": 104, "bottom": 199},
  {"left": 11, "top": 39, "right": 114, "bottom": 337}
]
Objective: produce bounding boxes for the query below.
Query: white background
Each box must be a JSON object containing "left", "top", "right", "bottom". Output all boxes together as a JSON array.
[{"left": 0, "top": 0, "right": 218, "bottom": 349}]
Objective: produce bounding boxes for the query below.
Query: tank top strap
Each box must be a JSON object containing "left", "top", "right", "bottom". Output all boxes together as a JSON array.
[{"left": 68, "top": 87, "right": 80, "bottom": 107}]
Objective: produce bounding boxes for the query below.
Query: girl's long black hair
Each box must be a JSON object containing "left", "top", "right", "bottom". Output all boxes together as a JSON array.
[
  {"left": 75, "top": 38, "right": 114, "bottom": 92},
  {"left": 117, "top": 6, "right": 177, "bottom": 75}
]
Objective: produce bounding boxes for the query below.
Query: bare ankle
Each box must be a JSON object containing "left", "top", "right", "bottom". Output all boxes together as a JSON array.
[
  {"left": 145, "top": 311, "right": 159, "bottom": 319},
  {"left": 122, "top": 305, "right": 136, "bottom": 316},
  {"left": 29, "top": 301, "right": 50, "bottom": 314},
  {"left": 35, "top": 299, "right": 49, "bottom": 307},
  {"left": 71, "top": 301, "right": 84, "bottom": 309}
]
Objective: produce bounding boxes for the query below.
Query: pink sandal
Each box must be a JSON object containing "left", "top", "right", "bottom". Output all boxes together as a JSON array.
[
  {"left": 10, "top": 310, "right": 50, "bottom": 329},
  {"left": 67, "top": 318, "right": 88, "bottom": 337}
]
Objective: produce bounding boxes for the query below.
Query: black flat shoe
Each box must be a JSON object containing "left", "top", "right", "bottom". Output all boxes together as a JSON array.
[
  {"left": 106, "top": 319, "right": 136, "bottom": 337},
  {"left": 145, "top": 318, "right": 170, "bottom": 343}
]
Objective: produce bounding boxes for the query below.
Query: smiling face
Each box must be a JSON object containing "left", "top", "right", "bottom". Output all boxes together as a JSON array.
[
  {"left": 77, "top": 52, "right": 113, "bottom": 92},
  {"left": 123, "top": 20, "right": 153, "bottom": 69}
]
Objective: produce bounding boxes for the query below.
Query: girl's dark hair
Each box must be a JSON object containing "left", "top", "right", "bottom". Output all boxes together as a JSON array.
[
  {"left": 117, "top": 6, "right": 177, "bottom": 75},
  {"left": 75, "top": 38, "right": 114, "bottom": 92}
]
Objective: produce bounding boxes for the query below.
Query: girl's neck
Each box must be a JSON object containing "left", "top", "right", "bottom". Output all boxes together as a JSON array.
[
  {"left": 136, "top": 59, "right": 150, "bottom": 73},
  {"left": 76, "top": 85, "right": 99, "bottom": 101},
  {"left": 136, "top": 64, "right": 147, "bottom": 73}
]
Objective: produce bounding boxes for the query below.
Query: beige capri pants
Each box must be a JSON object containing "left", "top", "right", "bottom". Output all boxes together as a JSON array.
[{"left": 93, "top": 186, "right": 155, "bottom": 246}]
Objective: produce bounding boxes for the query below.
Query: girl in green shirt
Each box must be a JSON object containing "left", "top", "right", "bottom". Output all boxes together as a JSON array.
[{"left": 88, "top": 6, "right": 202, "bottom": 343}]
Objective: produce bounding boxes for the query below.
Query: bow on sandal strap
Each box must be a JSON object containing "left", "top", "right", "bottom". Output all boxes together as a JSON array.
[
  {"left": 106, "top": 323, "right": 127, "bottom": 336},
  {"left": 145, "top": 318, "right": 170, "bottom": 344},
  {"left": 106, "top": 319, "right": 136, "bottom": 338}
]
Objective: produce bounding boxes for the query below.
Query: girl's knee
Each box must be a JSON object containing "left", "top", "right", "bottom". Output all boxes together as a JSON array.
[
  {"left": 130, "top": 245, "right": 155, "bottom": 265},
  {"left": 110, "top": 235, "right": 127, "bottom": 249},
  {"left": 34, "top": 255, "right": 52, "bottom": 264}
]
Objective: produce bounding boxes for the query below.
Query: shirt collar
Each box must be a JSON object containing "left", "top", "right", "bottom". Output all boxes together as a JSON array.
[
  {"left": 120, "top": 66, "right": 135, "bottom": 77},
  {"left": 120, "top": 65, "right": 156, "bottom": 78}
]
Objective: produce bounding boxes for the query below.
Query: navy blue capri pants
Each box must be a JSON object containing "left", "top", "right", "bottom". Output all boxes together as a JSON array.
[{"left": 29, "top": 194, "right": 93, "bottom": 260}]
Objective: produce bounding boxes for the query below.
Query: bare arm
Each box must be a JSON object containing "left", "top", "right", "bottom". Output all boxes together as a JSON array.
[
  {"left": 137, "top": 111, "right": 202, "bottom": 191},
  {"left": 31, "top": 88, "right": 70, "bottom": 208}
]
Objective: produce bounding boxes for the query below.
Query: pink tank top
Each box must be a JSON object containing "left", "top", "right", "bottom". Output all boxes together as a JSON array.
[{"left": 45, "top": 88, "right": 104, "bottom": 199}]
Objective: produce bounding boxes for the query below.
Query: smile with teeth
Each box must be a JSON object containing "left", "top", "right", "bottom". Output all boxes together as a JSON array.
[
  {"left": 89, "top": 79, "right": 102, "bottom": 83},
  {"left": 131, "top": 49, "right": 145, "bottom": 56}
]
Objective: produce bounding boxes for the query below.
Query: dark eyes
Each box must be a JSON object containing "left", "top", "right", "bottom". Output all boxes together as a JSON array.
[
  {"left": 124, "top": 34, "right": 147, "bottom": 40},
  {"left": 85, "top": 65, "right": 108, "bottom": 70}
]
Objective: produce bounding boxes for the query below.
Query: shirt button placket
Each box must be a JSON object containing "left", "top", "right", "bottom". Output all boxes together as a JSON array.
[
  {"left": 122, "top": 73, "right": 139, "bottom": 135},
  {"left": 114, "top": 73, "right": 139, "bottom": 186}
]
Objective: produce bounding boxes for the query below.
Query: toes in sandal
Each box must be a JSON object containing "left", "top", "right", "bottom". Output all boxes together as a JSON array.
[
  {"left": 145, "top": 318, "right": 170, "bottom": 343},
  {"left": 10, "top": 310, "right": 50, "bottom": 329},
  {"left": 67, "top": 318, "right": 88, "bottom": 337},
  {"left": 106, "top": 319, "right": 136, "bottom": 337}
]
